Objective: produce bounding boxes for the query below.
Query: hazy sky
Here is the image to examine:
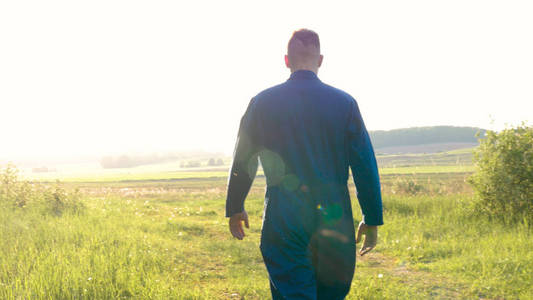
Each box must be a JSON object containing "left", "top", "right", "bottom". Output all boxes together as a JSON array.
[{"left": 1, "top": 0, "right": 532, "bottom": 160}]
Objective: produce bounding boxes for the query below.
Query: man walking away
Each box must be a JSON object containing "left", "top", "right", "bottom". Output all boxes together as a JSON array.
[{"left": 226, "top": 29, "right": 384, "bottom": 300}]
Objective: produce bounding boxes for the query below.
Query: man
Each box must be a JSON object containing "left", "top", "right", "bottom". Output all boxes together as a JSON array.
[{"left": 226, "top": 29, "right": 384, "bottom": 300}]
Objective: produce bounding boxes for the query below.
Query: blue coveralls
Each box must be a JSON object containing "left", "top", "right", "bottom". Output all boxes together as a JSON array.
[{"left": 226, "top": 70, "right": 384, "bottom": 300}]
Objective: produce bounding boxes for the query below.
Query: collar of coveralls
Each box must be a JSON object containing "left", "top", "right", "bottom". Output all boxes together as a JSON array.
[{"left": 288, "top": 69, "right": 319, "bottom": 81}]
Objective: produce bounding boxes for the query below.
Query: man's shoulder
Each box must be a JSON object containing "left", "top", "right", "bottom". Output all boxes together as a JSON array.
[
  {"left": 253, "top": 82, "right": 288, "bottom": 101},
  {"left": 320, "top": 82, "right": 357, "bottom": 103}
]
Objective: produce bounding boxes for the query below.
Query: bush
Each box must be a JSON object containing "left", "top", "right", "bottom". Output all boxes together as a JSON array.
[
  {"left": 0, "top": 164, "right": 84, "bottom": 216},
  {"left": 207, "top": 158, "right": 225, "bottom": 166},
  {"left": 392, "top": 177, "right": 426, "bottom": 195},
  {"left": 468, "top": 124, "right": 533, "bottom": 224}
]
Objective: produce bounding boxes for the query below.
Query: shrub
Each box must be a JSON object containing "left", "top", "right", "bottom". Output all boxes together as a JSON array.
[
  {"left": 0, "top": 164, "right": 84, "bottom": 216},
  {"left": 392, "top": 177, "right": 425, "bottom": 195},
  {"left": 468, "top": 124, "right": 533, "bottom": 224},
  {"left": 41, "top": 182, "right": 85, "bottom": 216},
  {"left": 1, "top": 164, "right": 33, "bottom": 208}
]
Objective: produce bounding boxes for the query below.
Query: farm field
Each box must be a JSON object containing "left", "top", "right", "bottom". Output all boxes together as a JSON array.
[
  {"left": 19, "top": 163, "right": 474, "bottom": 183},
  {"left": 1, "top": 149, "right": 532, "bottom": 299},
  {"left": 20, "top": 165, "right": 475, "bottom": 183}
]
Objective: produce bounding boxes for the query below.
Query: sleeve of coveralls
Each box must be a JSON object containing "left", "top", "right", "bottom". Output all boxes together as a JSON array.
[
  {"left": 225, "top": 98, "right": 259, "bottom": 217},
  {"left": 346, "top": 99, "right": 384, "bottom": 226}
]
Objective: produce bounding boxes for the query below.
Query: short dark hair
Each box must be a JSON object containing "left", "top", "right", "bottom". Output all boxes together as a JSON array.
[
  {"left": 288, "top": 29, "right": 320, "bottom": 51},
  {"left": 287, "top": 29, "right": 321, "bottom": 65}
]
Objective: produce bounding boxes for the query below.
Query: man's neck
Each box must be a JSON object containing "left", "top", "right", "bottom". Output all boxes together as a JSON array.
[{"left": 291, "top": 67, "right": 318, "bottom": 74}]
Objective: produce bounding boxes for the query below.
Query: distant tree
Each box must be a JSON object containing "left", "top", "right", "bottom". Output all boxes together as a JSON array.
[
  {"left": 185, "top": 161, "right": 201, "bottom": 168},
  {"left": 32, "top": 167, "right": 49, "bottom": 173},
  {"left": 216, "top": 158, "right": 224, "bottom": 165},
  {"left": 100, "top": 156, "right": 114, "bottom": 168},
  {"left": 116, "top": 155, "right": 133, "bottom": 168},
  {"left": 369, "top": 126, "right": 485, "bottom": 148},
  {"left": 100, "top": 152, "right": 222, "bottom": 169},
  {"left": 468, "top": 124, "right": 533, "bottom": 224},
  {"left": 100, "top": 155, "right": 136, "bottom": 168}
]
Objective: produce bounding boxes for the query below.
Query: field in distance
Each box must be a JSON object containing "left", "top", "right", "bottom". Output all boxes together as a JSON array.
[{"left": 19, "top": 148, "right": 475, "bottom": 183}]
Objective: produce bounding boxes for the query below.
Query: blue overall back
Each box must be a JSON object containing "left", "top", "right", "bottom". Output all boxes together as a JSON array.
[{"left": 226, "top": 70, "right": 383, "bottom": 300}]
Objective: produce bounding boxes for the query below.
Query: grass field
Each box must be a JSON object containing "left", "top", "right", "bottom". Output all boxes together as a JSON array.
[
  {"left": 20, "top": 164, "right": 474, "bottom": 183},
  {"left": 1, "top": 150, "right": 532, "bottom": 299}
]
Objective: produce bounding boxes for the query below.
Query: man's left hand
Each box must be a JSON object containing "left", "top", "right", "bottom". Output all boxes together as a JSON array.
[
  {"left": 229, "top": 211, "right": 249, "bottom": 240},
  {"left": 355, "top": 221, "right": 378, "bottom": 256}
]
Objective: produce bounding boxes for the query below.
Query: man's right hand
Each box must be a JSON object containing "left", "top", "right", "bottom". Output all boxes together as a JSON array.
[
  {"left": 229, "top": 211, "right": 249, "bottom": 240},
  {"left": 355, "top": 221, "right": 378, "bottom": 256}
]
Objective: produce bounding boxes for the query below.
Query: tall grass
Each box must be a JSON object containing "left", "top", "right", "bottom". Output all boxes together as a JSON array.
[
  {"left": 380, "top": 194, "right": 532, "bottom": 299},
  {"left": 1, "top": 164, "right": 84, "bottom": 215},
  {"left": 1, "top": 166, "right": 531, "bottom": 299}
]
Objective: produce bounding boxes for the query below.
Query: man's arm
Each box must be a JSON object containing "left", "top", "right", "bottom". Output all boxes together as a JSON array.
[
  {"left": 346, "top": 100, "right": 383, "bottom": 255},
  {"left": 226, "top": 99, "right": 259, "bottom": 239},
  {"left": 346, "top": 100, "right": 383, "bottom": 226}
]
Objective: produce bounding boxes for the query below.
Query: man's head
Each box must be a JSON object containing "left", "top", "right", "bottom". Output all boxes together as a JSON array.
[{"left": 285, "top": 29, "right": 323, "bottom": 74}]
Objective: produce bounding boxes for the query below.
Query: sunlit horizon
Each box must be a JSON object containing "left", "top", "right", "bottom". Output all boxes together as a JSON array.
[{"left": 1, "top": 1, "right": 531, "bottom": 163}]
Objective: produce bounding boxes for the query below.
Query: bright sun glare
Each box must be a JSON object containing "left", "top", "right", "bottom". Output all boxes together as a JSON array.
[{"left": 1, "top": 1, "right": 532, "bottom": 162}]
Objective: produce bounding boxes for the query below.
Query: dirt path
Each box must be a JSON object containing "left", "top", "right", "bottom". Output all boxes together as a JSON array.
[{"left": 357, "top": 251, "right": 466, "bottom": 299}]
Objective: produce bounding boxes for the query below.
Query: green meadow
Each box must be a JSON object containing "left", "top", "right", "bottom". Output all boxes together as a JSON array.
[{"left": 1, "top": 150, "right": 532, "bottom": 299}]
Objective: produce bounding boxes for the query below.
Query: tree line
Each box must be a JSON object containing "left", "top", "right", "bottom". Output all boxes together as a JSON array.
[{"left": 369, "top": 126, "right": 485, "bottom": 148}]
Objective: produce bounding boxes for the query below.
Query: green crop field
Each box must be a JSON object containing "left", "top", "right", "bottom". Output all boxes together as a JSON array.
[{"left": 1, "top": 148, "right": 532, "bottom": 299}]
